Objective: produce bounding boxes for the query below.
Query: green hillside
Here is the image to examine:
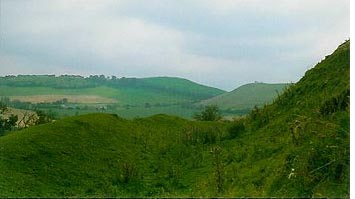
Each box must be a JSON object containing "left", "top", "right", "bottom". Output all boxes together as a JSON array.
[
  {"left": 228, "top": 40, "right": 350, "bottom": 197},
  {"left": 198, "top": 83, "right": 288, "bottom": 110},
  {"left": 0, "top": 41, "right": 349, "bottom": 197},
  {"left": 0, "top": 76, "right": 225, "bottom": 119},
  {"left": 0, "top": 76, "right": 225, "bottom": 105},
  {"left": 140, "top": 77, "right": 226, "bottom": 100},
  {"left": 0, "top": 114, "right": 229, "bottom": 197}
]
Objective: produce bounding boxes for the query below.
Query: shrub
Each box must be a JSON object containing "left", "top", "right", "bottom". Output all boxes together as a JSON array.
[
  {"left": 228, "top": 122, "right": 245, "bottom": 139},
  {"left": 320, "top": 89, "right": 349, "bottom": 115},
  {"left": 194, "top": 105, "right": 222, "bottom": 121}
]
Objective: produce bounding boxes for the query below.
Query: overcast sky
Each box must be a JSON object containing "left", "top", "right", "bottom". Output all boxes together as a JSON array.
[{"left": 0, "top": 0, "right": 349, "bottom": 90}]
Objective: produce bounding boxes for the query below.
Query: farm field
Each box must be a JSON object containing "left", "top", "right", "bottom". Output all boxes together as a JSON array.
[
  {"left": 10, "top": 95, "right": 117, "bottom": 104},
  {"left": 0, "top": 77, "right": 285, "bottom": 119}
]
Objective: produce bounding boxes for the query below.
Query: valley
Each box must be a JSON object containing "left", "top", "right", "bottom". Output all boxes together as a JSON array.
[
  {"left": 0, "top": 76, "right": 285, "bottom": 119},
  {"left": 0, "top": 41, "right": 350, "bottom": 197}
]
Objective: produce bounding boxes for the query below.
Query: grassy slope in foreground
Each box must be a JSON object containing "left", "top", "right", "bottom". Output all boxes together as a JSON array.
[
  {"left": 236, "top": 40, "right": 349, "bottom": 197},
  {"left": 0, "top": 41, "right": 350, "bottom": 197},
  {"left": 0, "top": 114, "right": 229, "bottom": 197},
  {"left": 198, "top": 83, "right": 288, "bottom": 110}
]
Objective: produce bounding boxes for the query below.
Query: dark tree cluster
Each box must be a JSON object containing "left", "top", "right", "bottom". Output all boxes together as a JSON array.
[
  {"left": 194, "top": 105, "right": 222, "bottom": 121},
  {"left": 0, "top": 103, "right": 18, "bottom": 135}
]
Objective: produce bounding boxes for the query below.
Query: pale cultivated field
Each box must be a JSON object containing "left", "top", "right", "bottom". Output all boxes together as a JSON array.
[{"left": 10, "top": 95, "right": 117, "bottom": 104}]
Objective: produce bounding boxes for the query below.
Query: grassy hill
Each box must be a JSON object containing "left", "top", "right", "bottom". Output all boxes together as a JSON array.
[
  {"left": 198, "top": 83, "right": 288, "bottom": 110},
  {"left": 0, "top": 76, "right": 225, "bottom": 105},
  {"left": 0, "top": 41, "right": 349, "bottom": 197},
  {"left": 0, "top": 114, "right": 229, "bottom": 197},
  {"left": 225, "top": 40, "right": 350, "bottom": 197},
  {"left": 0, "top": 76, "right": 225, "bottom": 119}
]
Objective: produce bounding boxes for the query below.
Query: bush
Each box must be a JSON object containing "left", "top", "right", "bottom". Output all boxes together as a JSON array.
[
  {"left": 194, "top": 105, "right": 222, "bottom": 121},
  {"left": 228, "top": 122, "right": 245, "bottom": 139},
  {"left": 35, "top": 110, "right": 54, "bottom": 125},
  {"left": 320, "top": 89, "right": 349, "bottom": 115}
]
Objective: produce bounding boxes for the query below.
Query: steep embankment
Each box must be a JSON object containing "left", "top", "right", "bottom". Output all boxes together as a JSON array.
[{"left": 231, "top": 40, "right": 350, "bottom": 197}]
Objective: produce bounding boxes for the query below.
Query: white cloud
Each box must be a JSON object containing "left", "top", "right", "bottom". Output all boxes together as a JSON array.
[
  {"left": 202, "top": 0, "right": 349, "bottom": 16},
  {"left": 0, "top": 52, "right": 83, "bottom": 75}
]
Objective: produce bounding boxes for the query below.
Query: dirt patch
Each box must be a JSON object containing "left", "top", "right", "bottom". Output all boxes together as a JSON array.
[{"left": 10, "top": 95, "right": 117, "bottom": 104}]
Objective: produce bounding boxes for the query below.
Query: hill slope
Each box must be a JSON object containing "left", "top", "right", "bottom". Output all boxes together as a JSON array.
[
  {"left": 236, "top": 40, "right": 350, "bottom": 197},
  {"left": 0, "top": 114, "right": 229, "bottom": 197},
  {"left": 0, "top": 76, "right": 225, "bottom": 105},
  {"left": 198, "top": 83, "right": 288, "bottom": 110},
  {"left": 0, "top": 41, "right": 350, "bottom": 197}
]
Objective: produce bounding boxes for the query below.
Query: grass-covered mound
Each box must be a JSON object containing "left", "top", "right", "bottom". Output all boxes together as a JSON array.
[
  {"left": 0, "top": 113, "right": 229, "bottom": 197},
  {"left": 0, "top": 41, "right": 349, "bottom": 197}
]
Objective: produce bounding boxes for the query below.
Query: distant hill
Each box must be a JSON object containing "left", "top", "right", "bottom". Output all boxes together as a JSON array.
[
  {"left": 0, "top": 76, "right": 225, "bottom": 105},
  {"left": 198, "top": 82, "right": 288, "bottom": 110},
  {"left": 0, "top": 41, "right": 349, "bottom": 197}
]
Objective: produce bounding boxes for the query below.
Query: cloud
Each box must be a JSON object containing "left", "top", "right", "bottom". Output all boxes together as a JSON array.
[{"left": 0, "top": 0, "right": 349, "bottom": 90}]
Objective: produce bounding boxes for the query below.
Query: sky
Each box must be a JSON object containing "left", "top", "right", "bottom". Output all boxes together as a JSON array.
[{"left": 0, "top": 0, "right": 349, "bottom": 91}]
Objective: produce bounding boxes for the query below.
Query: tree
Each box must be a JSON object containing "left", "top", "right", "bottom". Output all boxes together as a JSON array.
[
  {"left": 194, "top": 105, "right": 222, "bottom": 121},
  {"left": 0, "top": 103, "right": 18, "bottom": 135},
  {"left": 228, "top": 121, "right": 245, "bottom": 139},
  {"left": 18, "top": 111, "right": 38, "bottom": 128},
  {"left": 35, "top": 110, "right": 53, "bottom": 125},
  {"left": 6, "top": 114, "right": 18, "bottom": 129},
  {"left": 0, "top": 102, "right": 7, "bottom": 114},
  {"left": 99, "top": 74, "right": 106, "bottom": 80},
  {"left": 62, "top": 98, "right": 68, "bottom": 104}
]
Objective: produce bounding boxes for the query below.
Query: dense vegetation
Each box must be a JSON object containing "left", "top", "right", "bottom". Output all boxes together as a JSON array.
[
  {"left": 229, "top": 40, "right": 350, "bottom": 197},
  {"left": 0, "top": 41, "right": 349, "bottom": 197},
  {"left": 0, "top": 103, "right": 18, "bottom": 135},
  {"left": 193, "top": 105, "right": 222, "bottom": 121}
]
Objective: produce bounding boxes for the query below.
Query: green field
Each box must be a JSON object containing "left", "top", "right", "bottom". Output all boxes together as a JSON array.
[
  {"left": 40, "top": 105, "right": 199, "bottom": 119},
  {"left": 0, "top": 76, "right": 284, "bottom": 119},
  {"left": 0, "top": 77, "right": 225, "bottom": 105},
  {"left": 0, "top": 86, "right": 217, "bottom": 105},
  {"left": 0, "top": 77, "right": 227, "bottom": 119},
  {"left": 0, "top": 41, "right": 349, "bottom": 197}
]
